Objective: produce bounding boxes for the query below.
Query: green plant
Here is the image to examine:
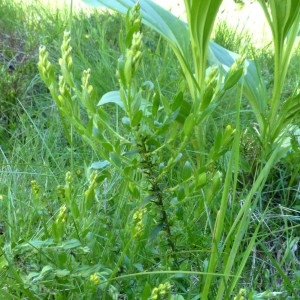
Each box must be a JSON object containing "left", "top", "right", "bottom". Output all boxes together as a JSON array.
[{"left": 36, "top": 0, "right": 300, "bottom": 298}]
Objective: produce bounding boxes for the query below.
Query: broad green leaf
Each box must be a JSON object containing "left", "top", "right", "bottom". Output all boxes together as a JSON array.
[
  {"left": 258, "top": 0, "right": 300, "bottom": 139},
  {"left": 83, "top": 0, "right": 268, "bottom": 128},
  {"left": 210, "top": 42, "right": 267, "bottom": 129},
  {"left": 184, "top": 0, "right": 223, "bottom": 88},
  {"left": 260, "top": 0, "right": 300, "bottom": 44}
]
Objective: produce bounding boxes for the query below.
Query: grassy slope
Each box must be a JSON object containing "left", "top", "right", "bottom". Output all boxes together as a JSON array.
[{"left": 0, "top": 0, "right": 300, "bottom": 299}]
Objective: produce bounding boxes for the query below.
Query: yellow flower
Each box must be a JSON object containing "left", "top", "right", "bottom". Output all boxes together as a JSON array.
[{"left": 90, "top": 273, "right": 101, "bottom": 285}]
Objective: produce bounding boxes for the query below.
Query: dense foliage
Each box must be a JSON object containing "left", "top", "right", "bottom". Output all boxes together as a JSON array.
[{"left": 1, "top": 0, "right": 300, "bottom": 299}]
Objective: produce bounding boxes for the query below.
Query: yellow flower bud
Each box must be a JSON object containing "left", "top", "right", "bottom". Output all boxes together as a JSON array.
[{"left": 90, "top": 273, "right": 101, "bottom": 285}]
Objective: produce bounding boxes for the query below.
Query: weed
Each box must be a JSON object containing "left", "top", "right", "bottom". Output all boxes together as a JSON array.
[{"left": 1, "top": 0, "right": 300, "bottom": 299}]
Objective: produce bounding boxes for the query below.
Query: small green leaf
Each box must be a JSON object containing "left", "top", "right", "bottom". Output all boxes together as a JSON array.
[
  {"left": 170, "top": 295, "right": 185, "bottom": 300},
  {"left": 160, "top": 94, "right": 171, "bottom": 114},
  {"left": 149, "top": 224, "right": 164, "bottom": 241},
  {"left": 61, "top": 239, "right": 81, "bottom": 249},
  {"left": 122, "top": 117, "right": 130, "bottom": 125},
  {"left": 131, "top": 93, "right": 142, "bottom": 114},
  {"left": 141, "top": 282, "right": 152, "bottom": 300},
  {"left": 40, "top": 265, "right": 53, "bottom": 275},
  {"left": 133, "top": 263, "right": 144, "bottom": 272},
  {"left": 177, "top": 186, "right": 185, "bottom": 201},
  {"left": 97, "top": 91, "right": 125, "bottom": 110},
  {"left": 224, "top": 67, "right": 244, "bottom": 91},
  {"left": 70, "top": 201, "right": 80, "bottom": 219},
  {"left": 131, "top": 110, "right": 143, "bottom": 126},
  {"left": 27, "top": 239, "right": 55, "bottom": 248},
  {"left": 172, "top": 91, "right": 183, "bottom": 112},
  {"left": 174, "top": 153, "right": 183, "bottom": 163},
  {"left": 195, "top": 171, "right": 207, "bottom": 188},
  {"left": 273, "top": 93, "right": 300, "bottom": 140},
  {"left": 90, "top": 160, "right": 110, "bottom": 169},
  {"left": 110, "top": 152, "right": 122, "bottom": 166},
  {"left": 0, "top": 256, "right": 8, "bottom": 270},
  {"left": 281, "top": 93, "right": 300, "bottom": 123},
  {"left": 206, "top": 171, "right": 222, "bottom": 204},
  {"left": 182, "top": 161, "right": 192, "bottom": 180},
  {"left": 117, "top": 56, "right": 127, "bottom": 87},
  {"left": 85, "top": 186, "right": 95, "bottom": 211},
  {"left": 183, "top": 114, "right": 194, "bottom": 136},
  {"left": 52, "top": 222, "right": 63, "bottom": 243},
  {"left": 176, "top": 99, "right": 192, "bottom": 124},
  {"left": 152, "top": 92, "right": 160, "bottom": 118},
  {"left": 102, "top": 142, "right": 114, "bottom": 152},
  {"left": 55, "top": 269, "right": 71, "bottom": 278},
  {"left": 128, "top": 181, "right": 140, "bottom": 199}
]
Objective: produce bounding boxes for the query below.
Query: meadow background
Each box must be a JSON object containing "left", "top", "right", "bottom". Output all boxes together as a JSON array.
[{"left": 1, "top": 0, "right": 300, "bottom": 299}]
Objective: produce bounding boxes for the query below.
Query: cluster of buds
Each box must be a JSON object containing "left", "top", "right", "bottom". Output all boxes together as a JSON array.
[
  {"left": 56, "top": 204, "right": 68, "bottom": 224},
  {"left": 57, "top": 184, "right": 66, "bottom": 200},
  {"left": 59, "top": 31, "right": 74, "bottom": 87},
  {"left": 38, "top": 46, "right": 55, "bottom": 88},
  {"left": 118, "top": 2, "right": 143, "bottom": 88},
  {"left": 81, "top": 68, "right": 93, "bottom": 92},
  {"left": 81, "top": 68, "right": 96, "bottom": 114},
  {"left": 89, "top": 272, "right": 101, "bottom": 285},
  {"left": 224, "top": 53, "right": 246, "bottom": 91},
  {"left": 126, "top": 32, "right": 143, "bottom": 73},
  {"left": 31, "top": 180, "right": 41, "bottom": 204},
  {"left": 31, "top": 180, "right": 40, "bottom": 196},
  {"left": 58, "top": 75, "right": 72, "bottom": 109},
  {"left": 52, "top": 204, "right": 68, "bottom": 242},
  {"left": 150, "top": 282, "right": 172, "bottom": 299},
  {"left": 201, "top": 65, "right": 220, "bottom": 110},
  {"left": 84, "top": 171, "right": 98, "bottom": 211},
  {"left": 132, "top": 207, "right": 147, "bottom": 238},
  {"left": 65, "top": 171, "right": 72, "bottom": 184},
  {"left": 38, "top": 31, "right": 75, "bottom": 114},
  {"left": 129, "top": 1, "right": 141, "bottom": 29},
  {"left": 233, "top": 288, "right": 247, "bottom": 300},
  {"left": 59, "top": 171, "right": 73, "bottom": 205}
]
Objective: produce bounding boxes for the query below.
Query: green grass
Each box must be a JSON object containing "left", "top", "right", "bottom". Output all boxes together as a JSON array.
[{"left": 1, "top": 0, "right": 300, "bottom": 299}]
